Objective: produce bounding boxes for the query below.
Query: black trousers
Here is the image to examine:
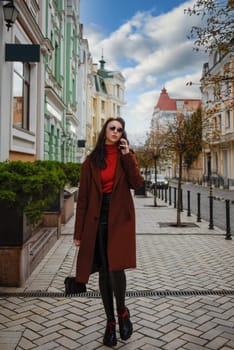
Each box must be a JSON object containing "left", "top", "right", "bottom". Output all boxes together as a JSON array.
[{"left": 94, "top": 193, "right": 126, "bottom": 321}]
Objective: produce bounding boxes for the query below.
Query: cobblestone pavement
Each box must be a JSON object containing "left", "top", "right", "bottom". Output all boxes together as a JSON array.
[{"left": 0, "top": 194, "right": 233, "bottom": 350}]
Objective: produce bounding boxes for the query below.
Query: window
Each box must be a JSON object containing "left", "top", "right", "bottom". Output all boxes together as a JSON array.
[
  {"left": 213, "top": 116, "right": 217, "bottom": 129},
  {"left": 218, "top": 114, "right": 221, "bottom": 130},
  {"left": 101, "top": 100, "right": 105, "bottom": 113},
  {"left": 213, "top": 82, "right": 221, "bottom": 102},
  {"left": 116, "top": 84, "right": 120, "bottom": 98},
  {"left": 55, "top": 41, "right": 60, "bottom": 82},
  {"left": 225, "top": 110, "right": 230, "bottom": 129},
  {"left": 13, "top": 62, "right": 30, "bottom": 130}
]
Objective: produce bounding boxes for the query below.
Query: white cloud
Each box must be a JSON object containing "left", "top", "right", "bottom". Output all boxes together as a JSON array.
[
  {"left": 124, "top": 90, "right": 157, "bottom": 143},
  {"left": 82, "top": 0, "right": 207, "bottom": 143}
]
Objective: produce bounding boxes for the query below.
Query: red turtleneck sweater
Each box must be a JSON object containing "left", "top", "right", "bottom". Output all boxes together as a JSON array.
[{"left": 101, "top": 144, "right": 118, "bottom": 193}]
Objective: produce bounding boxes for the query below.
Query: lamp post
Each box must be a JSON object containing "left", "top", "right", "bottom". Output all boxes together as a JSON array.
[
  {"left": 208, "top": 153, "right": 214, "bottom": 229},
  {"left": 153, "top": 154, "right": 159, "bottom": 207},
  {"left": 3, "top": 1, "right": 19, "bottom": 31}
]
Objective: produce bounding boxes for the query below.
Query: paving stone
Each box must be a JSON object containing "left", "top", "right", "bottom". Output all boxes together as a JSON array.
[
  {"left": 183, "top": 343, "right": 209, "bottom": 350},
  {"left": 33, "top": 332, "right": 61, "bottom": 346},
  {"left": 163, "top": 338, "right": 187, "bottom": 350},
  {"left": 158, "top": 322, "right": 179, "bottom": 334},
  {"left": 18, "top": 337, "right": 35, "bottom": 350},
  {"left": 182, "top": 333, "right": 208, "bottom": 346},
  {"left": 160, "top": 329, "right": 184, "bottom": 343},
  {"left": 177, "top": 326, "right": 202, "bottom": 337},
  {"left": 0, "top": 195, "right": 233, "bottom": 349},
  {"left": 201, "top": 326, "right": 224, "bottom": 340},
  {"left": 206, "top": 336, "right": 230, "bottom": 349},
  {"left": 55, "top": 336, "right": 78, "bottom": 349},
  {"left": 22, "top": 329, "right": 40, "bottom": 341},
  {"left": 30, "top": 341, "right": 59, "bottom": 350},
  {"left": 39, "top": 324, "right": 64, "bottom": 336}
]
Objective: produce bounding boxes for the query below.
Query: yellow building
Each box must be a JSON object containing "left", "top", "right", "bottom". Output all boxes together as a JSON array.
[{"left": 87, "top": 56, "right": 126, "bottom": 151}]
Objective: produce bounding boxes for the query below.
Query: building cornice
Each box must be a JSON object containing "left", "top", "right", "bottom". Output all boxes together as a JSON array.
[
  {"left": 15, "top": 0, "right": 52, "bottom": 56},
  {"left": 45, "top": 86, "right": 65, "bottom": 111}
]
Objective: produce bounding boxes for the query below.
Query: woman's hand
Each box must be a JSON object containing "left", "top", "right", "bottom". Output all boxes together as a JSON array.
[
  {"left": 119, "top": 138, "right": 129, "bottom": 155},
  {"left": 74, "top": 239, "right": 81, "bottom": 247}
]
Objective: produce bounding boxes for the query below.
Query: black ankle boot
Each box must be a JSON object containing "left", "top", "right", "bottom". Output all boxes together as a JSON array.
[
  {"left": 103, "top": 321, "right": 117, "bottom": 347},
  {"left": 118, "top": 307, "right": 133, "bottom": 340}
]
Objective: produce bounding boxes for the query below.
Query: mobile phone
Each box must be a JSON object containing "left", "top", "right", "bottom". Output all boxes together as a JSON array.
[
  {"left": 118, "top": 138, "right": 126, "bottom": 149},
  {"left": 119, "top": 140, "right": 125, "bottom": 149}
]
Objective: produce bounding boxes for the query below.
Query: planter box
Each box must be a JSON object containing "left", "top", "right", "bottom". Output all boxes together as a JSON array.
[
  {"left": 0, "top": 227, "right": 57, "bottom": 287},
  {"left": 42, "top": 189, "right": 64, "bottom": 238},
  {"left": 46, "top": 189, "right": 64, "bottom": 212},
  {"left": 0, "top": 207, "right": 32, "bottom": 246},
  {"left": 61, "top": 193, "right": 74, "bottom": 223},
  {"left": 42, "top": 212, "right": 61, "bottom": 238}
]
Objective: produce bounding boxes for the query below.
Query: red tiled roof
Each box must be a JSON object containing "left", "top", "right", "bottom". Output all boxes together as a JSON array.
[
  {"left": 155, "top": 88, "right": 201, "bottom": 111},
  {"left": 155, "top": 87, "right": 176, "bottom": 110}
]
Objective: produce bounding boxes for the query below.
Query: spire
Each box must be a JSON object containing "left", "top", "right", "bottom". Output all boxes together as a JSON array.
[
  {"left": 99, "top": 49, "right": 106, "bottom": 70},
  {"left": 155, "top": 87, "right": 176, "bottom": 111}
]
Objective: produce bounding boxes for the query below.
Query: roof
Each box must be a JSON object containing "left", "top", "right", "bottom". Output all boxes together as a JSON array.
[{"left": 155, "top": 88, "right": 201, "bottom": 112}]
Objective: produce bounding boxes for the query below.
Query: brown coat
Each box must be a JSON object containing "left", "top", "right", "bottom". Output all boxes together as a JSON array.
[{"left": 74, "top": 152, "right": 143, "bottom": 284}]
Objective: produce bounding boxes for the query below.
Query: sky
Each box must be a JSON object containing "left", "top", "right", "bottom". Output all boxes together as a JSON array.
[{"left": 80, "top": 0, "right": 208, "bottom": 144}]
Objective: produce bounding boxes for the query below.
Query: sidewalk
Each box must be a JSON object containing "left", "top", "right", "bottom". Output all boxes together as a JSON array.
[{"left": 0, "top": 194, "right": 233, "bottom": 349}]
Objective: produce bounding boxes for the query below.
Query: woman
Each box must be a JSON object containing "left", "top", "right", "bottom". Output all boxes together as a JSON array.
[{"left": 74, "top": 117, "right": 143, "bottom": 347}]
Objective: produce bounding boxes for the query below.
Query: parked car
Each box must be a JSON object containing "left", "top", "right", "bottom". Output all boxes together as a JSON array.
[{"left": 151, "top": 174, "right": 169, "bottom": 189}]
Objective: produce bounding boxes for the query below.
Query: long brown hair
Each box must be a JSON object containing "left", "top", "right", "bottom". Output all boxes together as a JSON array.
[{"left": 89, "top": 117, "right": 128, "bottom": 169}]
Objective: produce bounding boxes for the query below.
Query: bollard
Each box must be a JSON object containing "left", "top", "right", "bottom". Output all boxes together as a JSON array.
[
  {"left": 174, "top": 187, "right": 177, "bottom": 208},
  {"left": 225, "top": 199, "right": 232, "bottom": 240},
  {"left": 197, "top": 192, "right": 201, "bottom": 222},
  {"left": 208, "top": 188, "right": 214, "bottom": 230},
  {"left": 169, "top": 186, "right": 172, "bottom": 206},
  {"left": 165, "top": 188, "right": 167, "bottom": 203},
  {"left": 187, "top": 190, "right": 191, "bottom": 216},
  {"left": 180, "top": 188, "right": 183, "bottom": 212},
  {"left": 161, "top": 187, "right": 164, "bottom": 201}
]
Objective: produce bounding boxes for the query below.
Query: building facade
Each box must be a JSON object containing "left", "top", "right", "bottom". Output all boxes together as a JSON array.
[
  {"left": 42, "top": 0, "right": 81, "bottom": 163},
  {"left": 201, "top": 45, "right": 234, "bottom": 188},
  {"left": 89, "top": 56, "right": 126, "bottom": 150},
  {"left": 152, "top": 87, "right": 202, "bottom": 180},
  {"left": 0, "top": 1, "right": 126, "bottom": 164},
  {"left": 0, "top": 0, "right": 51, "bottom": 162},
  {"left": 0, "top": 0, "right": 81, "bottom": 163}
]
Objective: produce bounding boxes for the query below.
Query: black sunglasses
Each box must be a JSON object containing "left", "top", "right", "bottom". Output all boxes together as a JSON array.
[{"left": 108, "top": 125, "right": 124, "bottom": 133}]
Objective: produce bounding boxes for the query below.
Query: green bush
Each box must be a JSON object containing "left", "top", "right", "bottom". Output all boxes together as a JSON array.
[
  {"left": 0, "top": 160, "right": 67, "bottom": 224},
  {"left": 60, "top": 162, "right": 81, "bottom": 187}
]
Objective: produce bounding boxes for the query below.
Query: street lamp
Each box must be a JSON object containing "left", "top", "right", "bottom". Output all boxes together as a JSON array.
[
  {"left": 207, "top": 153, "right": 214, "bottom": 229},
  {"left": 153, "top": 154, "right": 159, "bottom": 207},
  {"left": 3, "top": 1, "right": 19, "bottom": 31}
]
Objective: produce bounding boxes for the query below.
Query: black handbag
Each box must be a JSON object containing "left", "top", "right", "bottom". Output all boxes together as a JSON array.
[{"left": 64, "top": 277, "right": 86, "bottom": 296}]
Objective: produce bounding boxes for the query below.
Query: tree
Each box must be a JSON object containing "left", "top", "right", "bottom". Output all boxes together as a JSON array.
[
  {"left": 134, "top": 144, "right": 154, "bottom": 179},
  {"left": 183, "top": 108, "right": 202, "bottom": 170},
  {"left": 144, "top": 119, "right": 167, "bottom": 206},
  {"left": 164, "top": 111, "right": 202, "bottom": 226},
  {"left": 185, "top": 0, "right": 234, "bottom": 53},
  {"left": 185, "top": 0, "right": 234, "bottom": 123}
]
